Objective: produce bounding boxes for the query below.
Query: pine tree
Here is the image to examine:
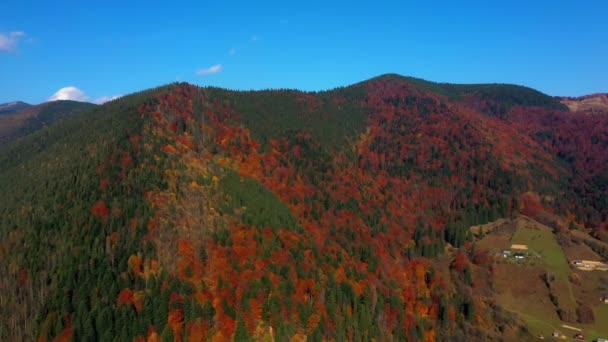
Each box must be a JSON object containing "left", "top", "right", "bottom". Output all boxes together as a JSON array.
[
  {"left": 464, "top": 264, "right": 473, "bottom": 286},
  {"left": 234, "top": 318, "right": 252, "bottom": 341},
  {"left": 161, "top": 325, "right": 174, "bottom": 342}
]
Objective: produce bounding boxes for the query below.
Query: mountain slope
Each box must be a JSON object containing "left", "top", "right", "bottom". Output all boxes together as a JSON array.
[
  {"left": 0, "top": 76, "right": 606, "bottom": 341},
  {"left": 0, "top": 100, "right": 96, "bottom": 144},
  {"left": 0, "top": 101, "right": 31, "bottom": 115}
]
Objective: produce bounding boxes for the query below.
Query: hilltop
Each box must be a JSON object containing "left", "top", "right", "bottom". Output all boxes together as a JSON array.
[
  {"left": 367, "top": 74, "right": 568, "bottom": 113},
  {"left": 0, "top": 75, "right": 606, "bottom": 341}
]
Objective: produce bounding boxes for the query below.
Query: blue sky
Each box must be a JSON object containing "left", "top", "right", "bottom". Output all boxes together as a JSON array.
[{"left": 1, "top": 1, "right": 607, "bottom": 104}]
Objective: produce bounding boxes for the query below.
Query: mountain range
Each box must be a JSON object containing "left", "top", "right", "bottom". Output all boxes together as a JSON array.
[{"left": 0, "top": 74, "right": 606, "bottom": 341}]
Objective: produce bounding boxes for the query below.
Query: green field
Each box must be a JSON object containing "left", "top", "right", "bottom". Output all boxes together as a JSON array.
[
  {"left": 510, "top": 223, "right": 571, "bottom": 277},
  {"left": 583, "top": 304, "right": 608, "bottom": 340},
  {"left": 517, "top": 310, "right": 608, "bottom": 342},
  {"left": 501, "top": 218, "right": 608, "bottom": 340},
  {"left": 511, "top": 221, "right": 577, "bottom": 310}
]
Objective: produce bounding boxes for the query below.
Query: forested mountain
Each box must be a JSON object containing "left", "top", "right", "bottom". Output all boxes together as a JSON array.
[
  {"left": 0, "top": 75, "right": 606, "bottom": 341},
  {"left": 0, "top": 100, "right": 96, "bottom": 144}
]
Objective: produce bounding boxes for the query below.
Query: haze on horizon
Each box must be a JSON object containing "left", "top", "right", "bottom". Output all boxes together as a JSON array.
[{"left": 0, "top": 0, "right": 607, "bottom": 104}]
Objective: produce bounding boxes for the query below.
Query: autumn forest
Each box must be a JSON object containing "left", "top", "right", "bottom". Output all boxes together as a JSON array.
[{"left": 0, "top": 74, "right": 607, "bottom": 341}]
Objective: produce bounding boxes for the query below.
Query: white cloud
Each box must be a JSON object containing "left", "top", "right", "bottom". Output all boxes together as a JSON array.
[
  {"left": 196, "top": 64, "right": 222, "bottom": 75},
  {"left": 0, "top": 31, "right": 25, "bottom": 53},
  {"left": 48, "top": 87, "right": 122, "bottom": 104},
  {"left": 94, "top": 95, "right": 122, "bottom": 104},
  {"left": 48, "top": 87, "right": 89, "bottom": 102}
]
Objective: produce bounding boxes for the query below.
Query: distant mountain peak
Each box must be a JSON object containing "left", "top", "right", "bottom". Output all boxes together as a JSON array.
[
  {"left": 558, "top": 93, "right": 608, "bottom": 113},
  {"left": 0, "top": 101, "right": 31, "bottom": 115},
  {"left": 0, "top": 100, "right": 95, "bottom": 144}
]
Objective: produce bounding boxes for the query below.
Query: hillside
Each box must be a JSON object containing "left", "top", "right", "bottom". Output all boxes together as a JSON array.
[
  {"left": 475, "top": 215, "right": 608, "bottom": 341},
  {"left": 0, "top": 100, "right": 96, "bottom": 144},
  {"left": 0, "top": 75, "right": 606, "bottom": 341},
  {"left": 0, "top": 101, "right": 31, "bottom": 115},
  {"left": 559, "top": 94, "right": 608, "bottom": 113}
]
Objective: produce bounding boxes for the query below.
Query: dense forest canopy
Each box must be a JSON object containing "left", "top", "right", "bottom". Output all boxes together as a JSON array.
[{"left": 0, "top": 75, "right": 606, "bottom": 341}]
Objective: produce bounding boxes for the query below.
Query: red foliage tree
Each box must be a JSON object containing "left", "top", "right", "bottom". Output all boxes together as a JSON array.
[{"left": 91, "top": 200, "right": 109, "bottom": 220}]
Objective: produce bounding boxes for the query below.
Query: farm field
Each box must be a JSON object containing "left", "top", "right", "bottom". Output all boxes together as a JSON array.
[
  {"left": 562, "top": 239, "right": 603, "bottom": 262},
  {"left": 476, "top": 216, "right": 608, "bottom": 340},
  {"left": 511, "top": 219, "right": 578, "bottom": 315}
]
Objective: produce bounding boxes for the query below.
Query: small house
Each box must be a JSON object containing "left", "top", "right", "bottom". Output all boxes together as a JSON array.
[
  {"left": 596, "top": 337, "right": 608, "bottom": 342},
  {"left": 514, "top": 252, "right": 525, "bottom": 259},
  {"left": 602, "top": 295, "right": 608, "bottom": 303},
  {"left": 501, "top": 250, "right": 511, "bottom": 258},
  {"left": 573, "top": 332, "right": 584, "bottom": 340}
]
